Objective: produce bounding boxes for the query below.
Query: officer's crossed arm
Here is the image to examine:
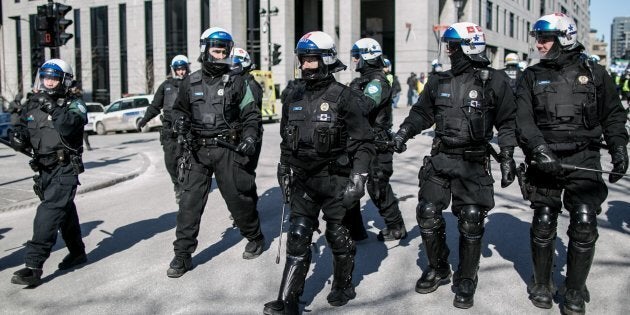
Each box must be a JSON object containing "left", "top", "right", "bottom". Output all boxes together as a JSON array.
[{"left": 52, "top": 98, "right": 88, "bottom": 137}]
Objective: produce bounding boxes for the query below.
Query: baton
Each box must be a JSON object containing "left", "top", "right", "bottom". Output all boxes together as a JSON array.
[
  {"left": 530, "top": 161, "right": 628, "bottom": 177},
  {"left": 276, "top": 174, "right": 291, "bottom": 264},
  {"left": 0, "top": 137, "right": 33, "bottom": 158}
]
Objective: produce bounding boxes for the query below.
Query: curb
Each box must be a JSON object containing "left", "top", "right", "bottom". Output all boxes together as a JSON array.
[{"left": 0, "top": 152, "right": 151, "bottom": 213}]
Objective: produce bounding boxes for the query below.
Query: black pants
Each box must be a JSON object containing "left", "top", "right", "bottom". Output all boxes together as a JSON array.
[
  {"left": 83, "top": 132, "right": 91, "bottom": 149},
  {"left": 173, "top": 145, "right": 262, "bottom": 256},
  {"left": 289, "top": 167, "right": 349, "bottom": 224},
  {"left": 25, "top": 163, "right": 84, "bottom": 269},
  {"left": 160, "top": 133, "right": 182, "bottom": 195}
]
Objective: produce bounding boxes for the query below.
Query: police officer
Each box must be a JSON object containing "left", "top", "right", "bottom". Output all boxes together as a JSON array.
[
  {"left": 231, "top": 47, "right": 264, "bottom": 168},
  {"left": 167, "top": 27, "right": 265, "bottom": 278},
  {"left": 138, "top": 55, "right": 190, "bottom": 203},
  {"left": 393, "top": 22, "right": 517, "bottom": 308},
  {"left": 501, "top": 53, "right": 523, "bottom": 93},
  {"left": 383, "top": 58, "right": 402, "bottom": 108},
  {"left": 516, "top": 14, "right": 628, "bottom": 314},
  {"left": 10, "top": 59, "right": 88, "bottom": 286},
  {"left": 263, "top": 31, "right": 375, "bottom": 314},
  {"left": 342, "top": 38, "right": 406, "bottom": 242}
]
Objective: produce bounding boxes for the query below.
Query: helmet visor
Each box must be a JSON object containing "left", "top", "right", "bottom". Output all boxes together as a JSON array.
[{"left": 529, "top": 32, "right": 561, "bottom": 60}]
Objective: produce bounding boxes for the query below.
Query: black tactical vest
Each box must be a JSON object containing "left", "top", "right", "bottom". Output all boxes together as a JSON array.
[
  {"left": 285, "top": 82, "right": 346, "bottom": 155},
  {"left": 25, "top": 98, "right": 67, "bottom": 155},
  {"left": 188, "top": 71, "right": 241, "bottom": 136},
  {"left": 502, "top": 65, "right": 520, "bottom": 93},
  {"left": 433, "top": 70, "right": 496, "bottom": 147},
  {"left": 162, "top": 79, "right": 179, "bottom": 116},
  {"left": 531, "top": 62, "right": 599, "bottom": 144}
]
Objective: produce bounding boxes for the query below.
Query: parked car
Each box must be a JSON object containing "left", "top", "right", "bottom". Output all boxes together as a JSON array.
[
  {"left": 94, "top": 95, "right": 161, "bottom": 135},
  {"left": 0, "top": 98, "right": 12, "bottom": 140},
  {"left": 85, "top": 102, "right": 105, "bottom": 134}
]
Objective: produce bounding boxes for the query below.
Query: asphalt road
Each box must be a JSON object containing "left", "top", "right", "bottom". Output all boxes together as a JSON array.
[{"left": 0, "top": 108, "right": 628, "bottom": 314}]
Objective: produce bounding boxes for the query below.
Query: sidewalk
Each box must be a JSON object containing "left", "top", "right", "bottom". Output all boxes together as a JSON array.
[{"left": 0, "top": 143, "right": 149, "bottom": 212}]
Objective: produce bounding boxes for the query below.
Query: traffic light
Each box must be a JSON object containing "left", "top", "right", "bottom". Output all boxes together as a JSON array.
[
  {"left": 36, "top": 3, "right": 55, "bottom": 47},
  {"left": 272, "top": 43, "right": 282, "bottom": 66},
  {"left": 54, "top": 3, "right": 73, "bottom": 46}
]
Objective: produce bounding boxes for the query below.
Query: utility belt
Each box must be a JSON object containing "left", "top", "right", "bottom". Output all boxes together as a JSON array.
[
  {"left": 30, "top": 149, "right": 84, "bottom": 174},
  {"left": 434, "top": 141, "right": 488, "bottom": 163},
  {"left": 291, "top": 154, "right": 352, "bottom": 178},
  {"left": 194, "top": 129, "right": 240, "bottom": 145},
  {"left": 545, "top": 141, "right": 598, "bottom": 156}
]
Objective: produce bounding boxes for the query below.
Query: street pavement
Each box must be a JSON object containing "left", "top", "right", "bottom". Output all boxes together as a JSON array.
[{"left": 0, "top": 107, "right": 628, "bottom": 314}]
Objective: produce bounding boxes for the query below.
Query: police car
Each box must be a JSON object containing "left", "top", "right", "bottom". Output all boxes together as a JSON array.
[
  {"left": 94, "top": 95, "right": 161, "bottom": 135},
  {"left": 84, "top": 102, "right": 105, "bottom": 134},
  {"left": 0, "top": 99, "right": 11, "bottom": 140}
]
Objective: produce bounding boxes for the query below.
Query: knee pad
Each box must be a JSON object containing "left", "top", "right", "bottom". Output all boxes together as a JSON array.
[
  {"left": 325, "top": 223, "right": 355, "bottom": 256},
  {"left": 416, "top": 201, "right": 444, "bottom": 231},
  {"left": 287, "top": 217, "right": 314, "bottom": 257},
  {"left": 531, "top": 206, "right": 559, "bottom": 241},
  {"left": 458, "top": 205, "right": 486, "bottom": 238},
  {"left": 567, "top": 205, "right": 598, "bottom": 245}
]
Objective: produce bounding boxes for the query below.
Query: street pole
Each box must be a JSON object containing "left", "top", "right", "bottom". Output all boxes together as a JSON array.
[{"left": 267, "top": 0, "right": 272, "bottom": 71}]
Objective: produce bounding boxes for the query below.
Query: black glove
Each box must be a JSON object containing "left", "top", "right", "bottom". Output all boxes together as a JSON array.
[
  {"left": 173, "top": 115, "right": 191, "bottom": 135},
  {"left": 499, "top": 147, "right": 516, "bottom": 188},
  {"left": 342, "top": 173, "right": 367, "bottom": 209},
  {"left": 277, "top": 163, "right": 291, "bottom": 203},
  {"left": 393, "top": 128, "right": 409, "bottom": 153},
  {"left": 236, "top": 136, "right": 257, "bottom": 156},
  {"left": 531, "top": 144, "right": 562, "bottom": 175},
  {"left": 36, "top": 94, "right": 57, "bottom": 114},
  {"left": 9, "top": 131, "right": 28, "bottom": 151},
  {"left": 137, "top": 117, "right": 149, "bottom": 131},
  {"left": 609, "top": 145, "right": 628, "bottom": 183}
]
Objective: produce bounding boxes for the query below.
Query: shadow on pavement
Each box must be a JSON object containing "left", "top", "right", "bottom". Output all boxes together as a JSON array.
[
  {"left": 605, "top": 200, "right": 630, "bottom": 235},
  {"left": 0, "top": 227, "right": 12, "bottom": 240},
  {"left": 120, "top": 138, "right": 158, "bottom": 145},
  {"left": 83, "top": 154, "right": 135, "bottom": 170},
  {"left": 0, "top": 220, "right": 103, "bottom": 272}
]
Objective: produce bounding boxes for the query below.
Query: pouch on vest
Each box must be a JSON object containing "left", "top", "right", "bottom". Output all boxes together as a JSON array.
[
  {"left": 464, "top": 98, "right": 486, "bottom": 141},
  {"left": 285, "top": 125, "right": 299, "bottom": 151},
  {"left": 201, "top": 113, "right": 216, "bottom": 126},
  {"left": 314, "top": 126, "right": 332, "bottom": 154}
]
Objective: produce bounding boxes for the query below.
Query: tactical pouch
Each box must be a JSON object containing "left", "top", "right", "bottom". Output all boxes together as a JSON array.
[
  {"left": 32, "top": 174, "right": 44, "bottom": 201},
  {"left": 70, "top": 155, "right": 85, "bottom": 175},
  {"left": 285, "top": 125, "right": 299, "bottom": 151},
  {"left": 468, "top": 110, "right": 486, "bottom": 141},
  {"left": 582, "top": 101, "right": 599, "bottom": 129},
  {"left": 313, "top": 126, "right": 335, "bottom": 154}
]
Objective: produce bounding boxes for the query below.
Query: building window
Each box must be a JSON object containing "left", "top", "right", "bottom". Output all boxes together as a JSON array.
[
  {"left": 145, "top": 1, "right": 154, "bottom": 93},
  {"left": 29, "top": 14, "right": 45, "bottom": 83},
  {"left": 246, "top": 0, "right": 261, "bottom": 69},
  {"left": 90, "top": 6, "right": 110, "bottom": 105},
  {"left": 165, "top": 0, "right": 187, "bottom": 74},
  {"left": 119, "top": 4, "right": 128, "bottom": 95},
  {"left": 74, "top": 9, "right": 82, "bottom": 84},
  {"left": 12, "top": 16, "right": 23, "bottom": 94},
  {"left": 201, "top": 0, "right": 209, "bottom": 33},
  {"left": 509, "top": 12, "right": 514, "bottom": 37},
  {"left": 486, "top": 1, "right": 493, "bottom": 30}
]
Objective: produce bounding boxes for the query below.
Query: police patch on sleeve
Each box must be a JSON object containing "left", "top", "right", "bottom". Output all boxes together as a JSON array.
[
  {"left": 367, "top": 84, "right": 380, "bottom": 95},
  {"left": 77, "top": 103, "right": 87, "bottom": 114}
]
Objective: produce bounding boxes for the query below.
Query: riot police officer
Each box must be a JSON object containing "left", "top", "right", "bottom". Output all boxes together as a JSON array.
[
  {"left": 516, "top": 13, "right": 628, "bottom": 314},
  {"left": 263, "top": 31, "right": 375, "bottom": 314},
  {"left": 138, "top": 55, "right": 190, "bottom": 203},
  {"left": 342, "top": 38, "right": 407, "bottom": 242},
  {"left": 231, "top": 47, "right": 264, "bottom": 168},
  {"left": 167, "top": 27, "right": 265, "bottom": 278},
  {"left": 10, "top": 59, "right": 88, "bottom": 286},
  {"left": 501, "top": 53, "right": 523, "bottom": 93},
  {"left": 393, "top": 22, "right": 517, "bottom": 308}
]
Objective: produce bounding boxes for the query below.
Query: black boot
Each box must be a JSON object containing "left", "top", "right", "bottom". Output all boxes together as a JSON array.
[
  {"left": 263, "top": 254, "right": 311, "bottom": 315},
  {"left": 453, "top": 235, "right": 481, "bottom": 309},
  {"left": 528, "top": 229, "right": 555, "bottom": 309},
  {"left": 11, "top": 267, "right": 43, "bottom": 286},
  {"left": 327, "top": 253, "right": 356, "bottom": 307},
  {"left": 243, "top": 236, "right": 265, "bottom": 259},
  {"left": 377, "top": 222, "right": 408, "bottom": 242},
  {"left": 342, "top": 204, "right": 368, "bottom": 241},
  {"left": 561, "top": 241, "right": 595, "bottom": 315},
  {"left": 58, "top": 251, "right": 88, "bottom": 270},
  {"left": 416, "top": 226, "right": 451, "bottom": 294},
  {"left": 166, "top": 255, "right": 192, "bottom": 278}
]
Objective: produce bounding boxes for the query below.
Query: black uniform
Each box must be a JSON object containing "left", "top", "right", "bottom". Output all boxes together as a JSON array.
[
  {"left": 232, "top": 67, "right": 264, "bottom": 168},
  {"left": 169, "top": 67, "right": 264, "bottom": 267},
  {"left": 344, "top": 68, "right": 406, "bottom": 241},
  {"left": 398, "top": 57, "right": 517, "bottom": 307},
  {"left": 500, "top": 64, "right": 523, "bottom": 94},
  {"left": 515, "top": 50, "right": 628, "bottom": 312},
  {"left": 140, "top": 77, "right": 184, "bottom": 201},
  {"left": 265, "top": 75, "right": 375, "bottom": 313},
  {"left": 11, "top": 92, "right": 88, "bottom": 285}
]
